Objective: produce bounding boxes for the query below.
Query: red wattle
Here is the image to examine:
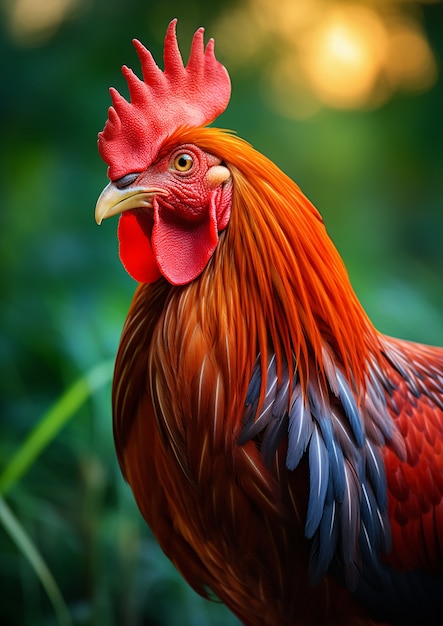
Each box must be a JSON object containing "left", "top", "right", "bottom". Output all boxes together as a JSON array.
[
  {"left": 152, "top": 209, "right": 219, "bottom": 286},
  {"left": 117, "top": 212, "right": 162, "bottom": 284}
]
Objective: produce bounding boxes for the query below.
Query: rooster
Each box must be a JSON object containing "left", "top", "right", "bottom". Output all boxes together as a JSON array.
[{"left": 95, "top": 20, "right": 443, "bottom": 626}]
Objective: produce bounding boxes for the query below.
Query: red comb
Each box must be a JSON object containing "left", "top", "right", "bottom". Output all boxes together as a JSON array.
[{"left": 98, "top": 19, "right": 231, "bottom": 181}]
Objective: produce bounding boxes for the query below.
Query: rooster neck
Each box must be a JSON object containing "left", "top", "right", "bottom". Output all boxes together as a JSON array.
[{"left": 112, "top": 126, "right": 388, "bottom": 465}]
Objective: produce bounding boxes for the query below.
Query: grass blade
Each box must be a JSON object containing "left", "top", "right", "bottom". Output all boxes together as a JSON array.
[
  {"left": 0, "top": 495, "right": 72, "bottom": 626},
  {"left": 0, "top": 359, "right": 114, "bottom": 496}
]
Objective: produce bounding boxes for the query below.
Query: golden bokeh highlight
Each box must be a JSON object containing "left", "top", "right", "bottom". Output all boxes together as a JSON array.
[
  {"left": 214, "top": 0, "right": 439, "bottom": 117},
  {"left": 300, "top": 6, "right": 389, "bottom": 108},
  {"left": 5, "top": 0, "right": 438, "bottom": 112},
  {"left": 5, "top": 0, "right": 82, "bottom": 44},
  {"left": 384, "top": 18, "right": 438, "bottom": 91}
]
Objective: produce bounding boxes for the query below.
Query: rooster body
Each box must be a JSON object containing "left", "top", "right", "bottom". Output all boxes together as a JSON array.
[{"left": 96, "top": 22, "right": 443, "bottom": 625}]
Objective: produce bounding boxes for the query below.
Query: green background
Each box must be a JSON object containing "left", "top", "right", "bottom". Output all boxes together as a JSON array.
[{"left": 1, "top": 1, "right": 442, "bottom": 624}]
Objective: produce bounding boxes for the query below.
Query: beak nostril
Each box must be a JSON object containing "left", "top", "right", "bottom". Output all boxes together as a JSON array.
[{"left": 115, "top": 173, "right": 139, "bottom": 189}]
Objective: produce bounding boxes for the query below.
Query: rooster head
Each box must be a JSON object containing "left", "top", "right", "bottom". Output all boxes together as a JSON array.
[{"left": 95, "top": 20, "right": 232, "bottom": 285}]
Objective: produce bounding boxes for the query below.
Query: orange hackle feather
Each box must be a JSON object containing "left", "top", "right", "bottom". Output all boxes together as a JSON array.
[
  {"left": 112, "top": 126, "right": 390, "bottom": 625},
  {"left": 165, "top": 126, "right": 380, "bottom": 394}
]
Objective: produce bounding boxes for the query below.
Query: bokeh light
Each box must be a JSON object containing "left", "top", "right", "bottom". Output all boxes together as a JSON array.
[
  {"left": 213, "top": 0, "right": 439, "bottom": 117},
  {"left": 384, "top": 17, "right": 438, "bottom": 91},
  {"left": 5, "top": 0, "right": 83, "bottom": 43},
  {"left": 300, "top": 5, "right": 388, "bottom": 109}
]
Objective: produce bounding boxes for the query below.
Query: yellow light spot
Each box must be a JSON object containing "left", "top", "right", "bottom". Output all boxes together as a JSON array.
[
  {"left": 384, "top": 19, "right": 437, "bottom": 92},
  {"left": 301, "top": 5, "right": 388, "bottom": 109},
  {"left": 7, "top": 0, "right": 80, "bottom": 44},
  {"left": 214, "top": 5, "right": 264, "bottom": 67},
  {"left": 251, "top": 0, "right": 323, "bottom": 42},
  {"left": 214, "top": 0, "right": 439, "bottom": 114}
]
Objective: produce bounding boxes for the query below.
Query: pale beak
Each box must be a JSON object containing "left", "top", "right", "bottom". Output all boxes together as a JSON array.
[{"left": 95, "top": 182, "right": 166, "bottom": 225}]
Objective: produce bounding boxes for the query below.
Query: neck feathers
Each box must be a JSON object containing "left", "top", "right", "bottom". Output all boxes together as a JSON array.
[
  {"left": 161, "top": 126, "right": 381, "bottom": 396},
  {"left": 217, "top": 131, "right": 379, "bottom": 394}
]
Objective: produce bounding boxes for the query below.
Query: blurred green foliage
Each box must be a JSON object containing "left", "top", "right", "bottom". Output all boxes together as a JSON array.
[{"left": 0, "top": 0, "right": 442, "bottom": 624}]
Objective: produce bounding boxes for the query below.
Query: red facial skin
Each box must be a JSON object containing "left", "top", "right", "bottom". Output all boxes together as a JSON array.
[{"left": 112, "top": 143, "right": 232, "bottom": 285}]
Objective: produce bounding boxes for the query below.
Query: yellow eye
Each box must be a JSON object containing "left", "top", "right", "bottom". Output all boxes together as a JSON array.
[{"left": 173, "top": 153, "right": 194, "bottom": 172}]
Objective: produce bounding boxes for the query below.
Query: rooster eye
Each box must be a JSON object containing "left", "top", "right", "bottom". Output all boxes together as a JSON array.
[{"left": 173, "top": 153, "right": 194, "bottom": 173}]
